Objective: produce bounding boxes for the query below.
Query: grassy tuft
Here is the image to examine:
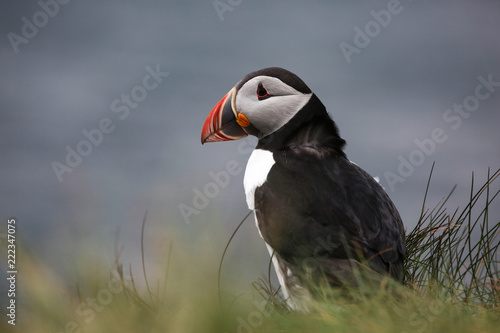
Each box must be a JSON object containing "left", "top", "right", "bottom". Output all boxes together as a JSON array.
[{"left": 404, "top": 164, "right": 500, "bottom": 306}]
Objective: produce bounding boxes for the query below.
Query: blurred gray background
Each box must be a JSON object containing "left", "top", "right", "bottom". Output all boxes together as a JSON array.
[{"left": 1, "top": 0, "right": 499, "bottom": 301}]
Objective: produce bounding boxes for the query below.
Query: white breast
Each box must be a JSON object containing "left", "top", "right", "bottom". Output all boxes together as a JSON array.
[{"left": 243, "top": 149, "right": 275, "bottom": 210}]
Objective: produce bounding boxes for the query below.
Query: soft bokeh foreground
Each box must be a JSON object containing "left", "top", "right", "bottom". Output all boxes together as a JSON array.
[{"left": 4, "top": 168, "right": 499, "bottom": 333}]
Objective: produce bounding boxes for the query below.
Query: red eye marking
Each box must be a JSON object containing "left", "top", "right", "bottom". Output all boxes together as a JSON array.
[{"left": 256, "top": 83, "right": 270, "bottom": 100}]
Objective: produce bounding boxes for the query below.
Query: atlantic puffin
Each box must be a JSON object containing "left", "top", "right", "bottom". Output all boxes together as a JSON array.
[{"left": 201, "top": 67, "right": 406, "bottom": 309}]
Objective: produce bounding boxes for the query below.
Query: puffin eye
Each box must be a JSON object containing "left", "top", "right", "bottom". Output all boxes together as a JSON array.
[{"left": 256, "top": 83, "right": 270, "bottom": 100}]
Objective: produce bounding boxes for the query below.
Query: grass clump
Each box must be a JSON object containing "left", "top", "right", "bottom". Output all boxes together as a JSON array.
[{"left": 405, "top": 165, "right": 500, "bottom": 306}]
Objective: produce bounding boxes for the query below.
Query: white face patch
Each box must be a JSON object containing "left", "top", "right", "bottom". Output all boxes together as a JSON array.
[
  {"left": 235, "top": 76, "right": 312, "bottom": 137},
  {"left": 243, "top": 149, "right": 275, "bottom": 210}
]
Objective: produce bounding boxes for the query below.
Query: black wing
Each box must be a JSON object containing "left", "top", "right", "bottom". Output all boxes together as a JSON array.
[{"left": 254, "top": 147, "right": 406, "bottom": 284}]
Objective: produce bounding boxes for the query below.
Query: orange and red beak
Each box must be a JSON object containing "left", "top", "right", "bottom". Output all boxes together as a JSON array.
[{"left": 201, "top": 87, "right": 248, "bottom": 144}]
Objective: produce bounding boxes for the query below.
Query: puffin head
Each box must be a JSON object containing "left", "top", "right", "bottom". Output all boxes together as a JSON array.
[{"left": 201, "top": 67, "right": 313, "bottom": 144}]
